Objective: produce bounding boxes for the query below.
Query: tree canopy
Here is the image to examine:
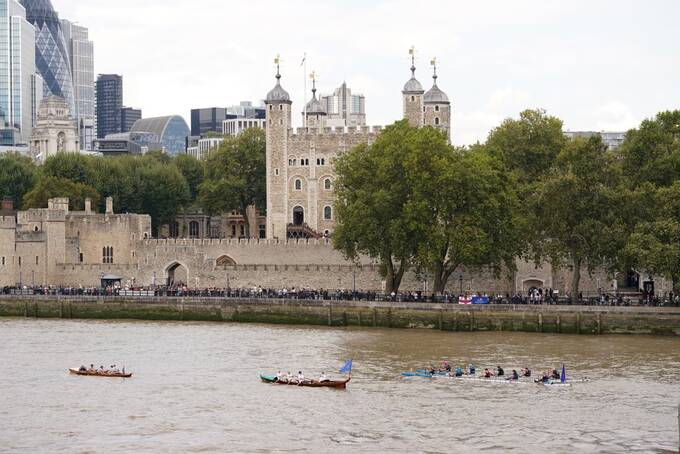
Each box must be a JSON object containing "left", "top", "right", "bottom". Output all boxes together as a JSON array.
[{"left": 0, "top": 153, "right": 39, "bottom": 209}]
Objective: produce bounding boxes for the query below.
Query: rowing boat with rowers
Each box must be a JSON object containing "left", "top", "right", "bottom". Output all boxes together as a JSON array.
[
  {"left": 260, "top": 374, "right": 350, "bottom": 389},
  {"left": 401, "top": 370, "right": 588, "bottom": 386},
  {"left": 68, "top": 368, "right": 132, "bottom": 378}
]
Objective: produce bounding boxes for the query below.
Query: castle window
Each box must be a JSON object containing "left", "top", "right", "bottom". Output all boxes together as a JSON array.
[
  {"left": 295, "top": 179, "right": 302, "bottom": 190},
  {"left": 321, "top": 158, "right": 325, "bottom": 165},
  {"left": 316, "top": 158, "right": 320, "bottom": 166},
  {"left": 189, "top": 221, "right": 199, "bottom": 238},
  {"left": 1, "top": 257, "right": 4, "bottom": 266},
  {"left": 324, "top": 178, "right": 332, "bottom": 190},
  {"left": 435, "top": 117, "right": 440, "bottom": 126},
  {"left": 279, "top": 120, "right": 283, "bottom": 125},
  {"left": 269, "top": 105, "right": 273, "bottom": 111},
  {"left": 259, "top": 225, "right": 266, "bottom": 239},
  {"left": 18, "top": 257, "right": 21, "bottom": 266},
  {"left": 411, "top": 96, "right": 415, "bottom": 102},
  {"left": 103, "top": 246, "right": 114, "bottom": 264},
  {"left": 232, "top": 225, "right": 237, "bottom": 237},
  {"left": 79, "top": 253, "right": 83, "bottom": 263},
  {"left": 143, "top": 233, "right": 148, "bottom": 239},
  {"left": 170, "top": 222, "right": 179, "bottom": 238},
  {"left": 275, "top": 169, "right": 279, "bottom": 176},
  {"left": 240, "top": 225, "right": 245, "bottom": 237},
  {"left": 324, "top": 206, "right": 332, "bottom": 220},
  {"left": 435, "top": 105, "right": 440, "bottom": 112},
  {"left": 289, "top": 159, "right": 292, "bottom": 166},
  {"left": 35, "top": 256, "right": 38, "bottom": 265},
  {"left": 279, "top": 105, "right": 283, "bottom": 111}
]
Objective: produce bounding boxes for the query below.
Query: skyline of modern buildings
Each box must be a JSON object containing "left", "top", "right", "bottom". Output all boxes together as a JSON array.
[
  {"left": 120, "top": 106, "right": 141, "bottom": 133},
  {"left": 95, "top": 73, "right": 121, "bottom": 139}
]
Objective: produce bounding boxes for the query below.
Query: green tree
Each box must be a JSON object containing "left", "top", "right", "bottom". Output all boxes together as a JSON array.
[
  {"left": 417, "top": 146, "right": 521, "bottom": 294},
  {"left": 625, "top": 182, "right": 680, "bottom": 291},
  {"left": 42, "top": 152, "right": 94, "bottom": 184},
  {"left": 0, "top": 152, "right": 39, "bottom": 208},
  {"left": 199, "top": 128, "right": 265, "bottom": 237},
  {"left": 136, "top": 163, "right": 190, "bottom": 233},
  {"left": 619, "top": 110, "right": 680, "bottom": 188},
  {"left": 333, "top": 120, "right": 433, "bottom": 294},
  {"left": 486, "top": 109, "right": 566, "bottom": 183},
  {"left": 173, "top": 154, "right": 205, "bottom": 201},
  {"left": 22, "top": 176, "right": 100, "bottom": 210},
  {"left": 530, "top": 136, "right": 624, "bottom": 303}
]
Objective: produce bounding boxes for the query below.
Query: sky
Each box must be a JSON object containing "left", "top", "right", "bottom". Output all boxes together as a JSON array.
[{"left": 54, "top": 0, "right": 680, "bottom": 146}]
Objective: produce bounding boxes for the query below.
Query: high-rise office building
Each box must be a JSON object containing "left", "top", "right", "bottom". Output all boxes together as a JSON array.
[
  {"left": 226, "top": 101, "right": 265, "bottom": 119},
  {"left": 18, "top": 0, "right": 75, "bottom": 116},
  {"left": 0, "top": 0, "right": 43, "bottom": 147},
  {"left": 321, "top": 82, "right": 366, "bottom": 127},
  {"left": 95, "top": 74, "right": 122, "bottom": 139},
  {"left": 120, "top": 107, "right": 141, "bottom": 133},
  {"left": 61, "top": 19, "right": 94, "bottom": 150},
  {"left": 190, "top": 107, "right": 231, "bottom": 136}
]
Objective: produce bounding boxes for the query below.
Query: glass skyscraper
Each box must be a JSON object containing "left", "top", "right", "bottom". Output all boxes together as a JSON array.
[
  {"left": 19, "top": 0, "right": 75, "bottom": 116},
  {"left": 0, "top": 0, "right": 43, "bottom": 145},
  {"left": 61, "top": 19, "right": 94, "bottom": 150}
]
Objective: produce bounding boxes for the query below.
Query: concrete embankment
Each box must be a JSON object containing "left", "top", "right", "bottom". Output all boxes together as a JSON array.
[{"left": 1, "top": 297, "right": 680, "bottom": 335}]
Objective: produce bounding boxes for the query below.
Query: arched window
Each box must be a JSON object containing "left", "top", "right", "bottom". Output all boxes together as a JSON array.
[
  {"left": 289, "top": 159, "right": 292, "bottom": 166},
  {"left": 189, "top": 221, "right": 199, "bottom": 238},
  {"left": 324, "top": 206, "right": 332, "bottom": 220},
  {"left": 435, "top": 117, "right": 440, "bottom": 126},
  {"left": 269, "top": 105, "right": 273, "bottom": 111},
  {"left": 170, "top": 221, "right": 179, "bottom": 238},
  {"left": 435, "top": 105, "right": 440, "bottom": 112},
  {"left": 279, "top": 105, "right": 283, "bottom": 110},
  {"left": 295, "top": 179, "right": 302, "bottom": 190},
  {"left": 316, "top": 158, "right": 320, "bottom": 166},
  {"left": 411, "top": 96, "right": 415, "bottom": 102},
  {"left": 321, "top": 158, "right": 325, "bottom": 165},
  {"left": 324, "top": 178, "right": 332, "bottom": 190}
]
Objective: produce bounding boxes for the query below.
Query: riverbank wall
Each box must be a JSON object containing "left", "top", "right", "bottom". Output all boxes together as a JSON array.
[{"left": 1, "top": 297, "right": 680, "bottom": 335}]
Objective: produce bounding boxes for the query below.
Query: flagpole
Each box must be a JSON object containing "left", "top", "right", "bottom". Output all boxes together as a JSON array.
[{"left": 303, "top": 52, "right": 307, "bottom": 128}]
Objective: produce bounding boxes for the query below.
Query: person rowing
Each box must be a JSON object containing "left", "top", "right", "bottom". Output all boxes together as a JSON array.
[
  {"left": 522, "top": 367, "right": 531, "bottom": 377},
  {"left": 535, "top": 371, "right": 551, "bottom": 383},
  {"left": 319, "top": 372, "right": 329, "bottom": 383},
  {"left": 551, "top": 369, "right": 560, "bottom": 379},
  {"left": 496, "top": 366, "right": 504, "bottom": 377},
  {"left": 468, "top": 364, "right": 476, "bottom": 375},
  {"left": 454, "top": 367, "right": 463, "bottom": 377},
  {"left": 297, "top": 371, "right": 305, "bottom": 385},
  {"left": 506, "top": 369, "right": 519, "bottom": 381},
  {"left": 428, "top": 365, "right": 437, "bottom": 375},
  {"left": 275, "top": 370, "right": 283, "bottom": 382},
  {"left": 483, "top": 368, "right": 493, "bottom": 378},
  {"left": 78, "top": 365, "right": 87, "bottom": 372},
  {"left": 442, "top": 361, "right": 452, "bottom": 372}
]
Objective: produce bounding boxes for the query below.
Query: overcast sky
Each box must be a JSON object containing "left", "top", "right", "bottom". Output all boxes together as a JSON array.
[{"left": 54, "top": 0, "right": 679, "bottom": 145}]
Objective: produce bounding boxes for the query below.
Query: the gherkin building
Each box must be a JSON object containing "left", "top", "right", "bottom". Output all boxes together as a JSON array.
[{"left": 18, "top": 0, "right": 75, "bottom": 115}]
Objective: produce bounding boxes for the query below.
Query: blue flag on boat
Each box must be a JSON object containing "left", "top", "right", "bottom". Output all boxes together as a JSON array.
[
  {"left": 339, "top": 360, "right": 353, "bottom": 374},
  {"left": 561, "top": 364, "right": 566, "bottom": 384}
]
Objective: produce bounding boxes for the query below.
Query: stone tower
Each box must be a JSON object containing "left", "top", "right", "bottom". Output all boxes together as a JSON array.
[
  {"left": 303, "top": 73, "right": 327, "bottom": 129},
  {"left": 423, "top": 59, "right": 451, "bottom": 142},
  {"left": 265, "top": 60, "right": 292, "bottom": 240},
  {"left": 402, "top": 49, "right": 424, "bottom": 127}
]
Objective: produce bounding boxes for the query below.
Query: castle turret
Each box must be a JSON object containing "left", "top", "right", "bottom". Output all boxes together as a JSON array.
[
  {"left": 265, "top": 57, "right": 292, "bottom": 240},
  {"left": 303, "top": 72, "right": 327, "bottom": 129},
  {"left": 423, "top": 58, "right": 451, "bottom": 142},
  {"left": 402, "top": 47, "right": 424, "bottom": 127}
]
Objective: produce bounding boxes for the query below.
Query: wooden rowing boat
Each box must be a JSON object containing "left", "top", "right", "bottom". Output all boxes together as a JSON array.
[
  {"left": 260, "top": 374, "right": 350, "bottom": 389},
  {"left": 69, "top": 368, "right": 133, "bottom": 378}
]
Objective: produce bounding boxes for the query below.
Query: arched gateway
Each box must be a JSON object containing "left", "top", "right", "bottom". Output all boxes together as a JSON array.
[{"left": 165, "top": 261, "right": 189, "bottom": 287}]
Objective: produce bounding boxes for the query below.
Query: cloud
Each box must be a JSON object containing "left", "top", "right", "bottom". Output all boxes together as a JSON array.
[{"left": 593, "top": 102, "right": 638, "bottom": 132}]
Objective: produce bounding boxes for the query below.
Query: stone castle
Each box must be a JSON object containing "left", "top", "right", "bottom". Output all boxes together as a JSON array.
[
  {"left": 0, "top": 56, "right": 662, "bottom": 296},
  {"left": 265, "top": 56, "right": 451, "bottom": 239}
]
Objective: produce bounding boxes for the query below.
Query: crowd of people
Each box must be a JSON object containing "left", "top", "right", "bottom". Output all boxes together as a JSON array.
[
  {"left": 2, "top": 284, "right": 678, "bottom": 307},
  {"left": 76, "top": 364, "right": 126, "bottom": 376}
]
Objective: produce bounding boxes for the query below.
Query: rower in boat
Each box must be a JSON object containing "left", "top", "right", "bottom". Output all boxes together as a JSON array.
[
  {"left": 551, "top": 369, "right": 561, "bottom": 379},
  {"left": 535, "top": 371, "right": 551, "bottom": 383},
  {"left": 468, "top": 364, "right": 476, "bottom": 375},
  {"left": 442, "top": 361, "right": 452, "bottom": 372},
  {"left": 522, "top": 367, "right": 532, "bottom": 378},
  {"left": 78, "top": 365, "right": 87, "bottom": 372},
  {"left": 319, "top": 372, "right": 329, "bottom": 383},
  {"left": 507, "top": 369, "right": 520, "bottom": 381},
  {"left": 496, "top": 366, "right": 505, "bottom": 377},
  {"left": 454, "top": 367, "right": 463, "bottom": 377},
  {"left": 483, "top": 368, "right": 493, "bottom": 378},
  {"left": 275, "top": 371, "right": 284, "bottom": 382},
  {"left": 88, "top": 364, "right": 96, "bottom": 373},
  {"left": 297, "top": 371, "right": 305, "bottom": 385}
]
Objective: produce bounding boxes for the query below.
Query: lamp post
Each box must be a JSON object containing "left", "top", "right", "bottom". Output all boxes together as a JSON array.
[
  {"left": 352, "top": 271, "right": 356, "bottom": 300},
  {"left": 31, "top": 270, "right": 35, "bottom": 287},
  {"left": 459, "top": 274, "right": 463, "bottom": 295},
  {"left": 19, "top": 271, "right": 22, "bottom": 290}
]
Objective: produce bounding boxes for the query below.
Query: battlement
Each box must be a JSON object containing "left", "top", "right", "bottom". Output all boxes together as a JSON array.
[
  {"left": 17, "top": 209, "right": 67, "bottom": 223},
  {"left": 0, "top": 216, "right": 16, "bottom": 229},
  {"left": 290, "top": 125, "right": 383, "bottom": 138},
  {"left": 142, "top": 238, "right": 336, "bottom": 248}
]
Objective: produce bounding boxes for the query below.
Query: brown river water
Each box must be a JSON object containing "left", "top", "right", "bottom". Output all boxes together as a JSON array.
[{"left": 0, "top": 318, "right": 679, "bottom": 453}]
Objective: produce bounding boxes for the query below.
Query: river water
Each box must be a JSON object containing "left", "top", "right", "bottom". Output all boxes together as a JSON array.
[{"left": 0, "top": 318, "right": 678, "bottom": 453}]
